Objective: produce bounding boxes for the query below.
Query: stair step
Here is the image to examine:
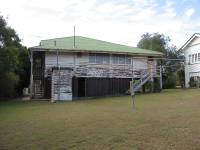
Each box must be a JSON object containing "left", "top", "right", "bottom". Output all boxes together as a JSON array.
[{"left": 132, "top": 72, "right": 151, "bottom": 92}]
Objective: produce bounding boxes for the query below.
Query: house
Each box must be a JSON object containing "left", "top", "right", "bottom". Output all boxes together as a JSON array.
[
  {"left": 180, "top": 33, "right": 200, "bottom": 88},
  {"left": 29, "top": 36, "right": 163, "bottom": 101}
]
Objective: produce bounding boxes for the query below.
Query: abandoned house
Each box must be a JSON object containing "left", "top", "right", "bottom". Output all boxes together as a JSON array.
[{"left": 29, "top": 36, "right": 163, "bottom": 101}]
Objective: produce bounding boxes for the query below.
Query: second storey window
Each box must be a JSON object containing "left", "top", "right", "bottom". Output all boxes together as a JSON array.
[
  {"left": 192, "top": 54, "right": 194, "bottom": 63},
  {"left": 118, "top": 55, "right": 125, "bottom": 64},
  {"left": 189, "top": 55, "right": 191, "bottom": 64},
  {"left": 89, "top": 53, "right": 110, "bottom": 64},
  {"left": 112, "top": 55, "right": 118, "bottom": 64},
  {"left": 189, "top": 53, "right": 200, "bottom": 64},
  {"left": 188, "top": 53, "right": 200, "bottom": 64},
  {"left": 198, "top": 53, "right": 200, "bottom": 61},
  {"left": 126, "top": 56, "right": 132, "bottom": 64},
  {"left": 103, "top": 54, "right": 110, "bottom": 64},
  {"left": 112, "top": 55, "right": 132, "bottom": 64},
  {"left": 89, "top": 53, "right": 96, "bottom": 63},
  {"left": 195, "top": 54, "right": 198, "bottom": 62},
  {"left": 89, "top": 53, "right": 132, "bottom": 65},
  {"left": 96, "top": 54, "right": 104, "bottom": 64}
]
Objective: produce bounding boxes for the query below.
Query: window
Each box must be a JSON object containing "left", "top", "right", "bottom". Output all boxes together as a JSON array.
[
  {"left": 126, "top": 56, "right": 132, "bottom": 64},
  {"left": 112, "top": 55, "right": 131, "bottom": 64},
  {"left": 89, "top": 53, "right": 95, "bottom": 63},
  {"left": 103, "top": 54, "right": 110, "bottom": 64},
  {"left": 189, "top": 55, "right": 191, "bottom": 64},
  {"left": 192, "top": 54, "right": 194, "bottom": 63},
  {"left": 118, "top": 55, "right": 125, "bottom": 64},
  {"left": 96, "top": 54, "right": 104, "bottom": 64},
  {"left": 198, "top": 53, "right": 200, "bottom": 61},
  {"left": 112, "top": 55, "right": 118, "bottom": 64},
  {"left": 89, "top": 53, "right": 110, "bottom": 64},
  {"left": 195, "top": 53, "right": 198, "bottom": 62}
]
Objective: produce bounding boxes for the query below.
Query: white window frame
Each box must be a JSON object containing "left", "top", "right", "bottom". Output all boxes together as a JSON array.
[
  {"left": 198, "top": 53, "right": 200, "bottom": 62},
  {"left": 192, "top": 54, "right": 194, "bottom": 63},
  {"left": 89, "top": 53, "right": 110, "bottom": 64},
  {"left": 189, "top": 55, "right": 191, "bottom": 64},
  {"left": 195, "top": 53, "right": 197, "bottom": 62}
]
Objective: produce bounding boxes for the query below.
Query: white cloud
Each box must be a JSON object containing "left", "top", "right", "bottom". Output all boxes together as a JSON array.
[
  {"left": 0, "top": 0, "right": 199, "bottom": 48},
  {"left": 185, "top": 8, "right": 195, "bottom": 17}
]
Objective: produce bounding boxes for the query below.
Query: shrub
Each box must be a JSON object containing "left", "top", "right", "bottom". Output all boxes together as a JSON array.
[
  {"left": 142, "top": 80, "right": 153, "bottom": 93},
  {"left": 153, "top": 78, "right": 161, "bottom": 92},
  {"left": 177, "top": 69, "right": 185, "bottom": 88},
  {"left": 189, "top": 77, "right": 198, "bottom": 88},
  {"left": 0, "top": 72, "right": 19, "bottom": 98},
  {"left": 163, "top": 74, "right": 176, "bottom": 89}
]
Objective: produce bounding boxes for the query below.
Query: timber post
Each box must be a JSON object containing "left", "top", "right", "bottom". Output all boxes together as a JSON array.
[
  {"left": 130, "top": 81, "right": 135, "bottom": 109},
  {"left": 30, "top": 50, "right": 33, "bottom": 99},
  {"left": 150, "top": 69, "right": 154, "bottom": 92},
  {"left": 159, "top": 65, "right": 162, "bottom": 90}
]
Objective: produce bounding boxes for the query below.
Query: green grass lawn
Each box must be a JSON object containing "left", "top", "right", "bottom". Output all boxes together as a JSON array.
[{"left": 1, "top": 89, "right": 200, "bottom": 150}]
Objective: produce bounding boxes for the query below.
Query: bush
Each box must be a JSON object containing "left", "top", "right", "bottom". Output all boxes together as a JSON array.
[
  {"left": 141, "top": 80, "right": 152, "bottom": 93},
  {"left": 177, "top": 69, "right": 185, "bottom": 88},
  {"left": 0, "top": 72, "right": 19, "bottom": 98},
  {"left": 142, "top": 78, "right": 161, "bottom": 93},
  {"left": 163, "top": 74, "right": 176, "bottom": 89},
  {"left": 153, "top": 78, "right": 161, "bottom": 92},
  {"left": 189, "top": 77, "right": 198, "bottom": 88}
]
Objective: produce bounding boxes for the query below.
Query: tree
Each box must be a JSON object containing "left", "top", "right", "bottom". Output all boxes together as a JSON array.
[
  {"left": 137, "top": 32, "right": 184, "bottom": 89},
  {"left": 0, "top": 15, "right": 29, "bottom": 98},
  {"left": 137, "top": 32, "right": 170, "bottom": 54},
  {"left": 177, "top": 68, "right": 185, "bottom": 88}
]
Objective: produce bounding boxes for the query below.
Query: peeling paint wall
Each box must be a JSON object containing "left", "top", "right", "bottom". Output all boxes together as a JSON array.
[
  {"left": 45, "top": 52, "right": 158, "bottom": 78},
  {"left": 51, "top": 69, "right": 72, "bottom": 101}
]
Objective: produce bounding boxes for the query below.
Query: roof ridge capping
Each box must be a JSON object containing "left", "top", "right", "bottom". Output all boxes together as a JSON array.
[{"left": 40, "top": 35, "right": 78, "bottom": 42}]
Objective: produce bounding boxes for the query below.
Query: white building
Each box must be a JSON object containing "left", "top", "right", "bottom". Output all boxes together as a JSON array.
[{"left": 180, "top": 33, "right": 200, "bottom": 87}]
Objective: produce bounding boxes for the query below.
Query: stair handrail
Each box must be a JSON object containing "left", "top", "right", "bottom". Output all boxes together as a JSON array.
[
  {"left": 133, "top": 73, "right": 150, "bottom": 90},
  {"left": 132, "top": 69, "right": 153, "bottom": 92}
]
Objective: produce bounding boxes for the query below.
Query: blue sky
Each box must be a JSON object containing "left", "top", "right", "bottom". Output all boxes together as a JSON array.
[{"left": 0, "top": 0, "right": 200, "bottom": 48}]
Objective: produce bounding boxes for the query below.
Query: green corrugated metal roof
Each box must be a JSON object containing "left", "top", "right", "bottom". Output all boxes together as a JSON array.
[{"left": 30, "top": 36, "right": 163, "bottom": 56}]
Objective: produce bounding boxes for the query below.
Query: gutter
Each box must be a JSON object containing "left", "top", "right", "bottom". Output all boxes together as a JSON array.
[{"left": 29, "top": 47, "right": 163, "bottom": 57}]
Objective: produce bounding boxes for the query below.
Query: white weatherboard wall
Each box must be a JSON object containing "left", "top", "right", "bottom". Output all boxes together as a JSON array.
[{"left": 184, "top": 37, "right": 200, "bottom": 87}]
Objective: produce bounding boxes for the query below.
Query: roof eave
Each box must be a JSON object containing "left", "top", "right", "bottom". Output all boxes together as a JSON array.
[
  {"left": 30, "top": 47, "right": 163, "bottom": 56},
  {"left": 179, "top": 33, "right": 200, "bottom": 52}
]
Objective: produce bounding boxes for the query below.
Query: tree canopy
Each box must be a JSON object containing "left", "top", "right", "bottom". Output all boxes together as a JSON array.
[
  {"left": 0, "top": 16, "right": 29, "bottom": 98},
  {"left": 137, "top": 32, "right": 184, "bottom": 89},
  {"left": 137, "top": 33, "right": 170, "bottom": 54}
]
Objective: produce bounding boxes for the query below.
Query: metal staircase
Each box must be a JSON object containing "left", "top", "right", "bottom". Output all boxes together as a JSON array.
[{"left": 131, "top": 71, "right": 151, "bottom": 92}]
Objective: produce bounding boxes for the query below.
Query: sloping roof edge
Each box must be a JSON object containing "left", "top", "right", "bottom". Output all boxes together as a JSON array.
[{"left": 179, "top": 33, "right": 200, "bottom": 51}]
